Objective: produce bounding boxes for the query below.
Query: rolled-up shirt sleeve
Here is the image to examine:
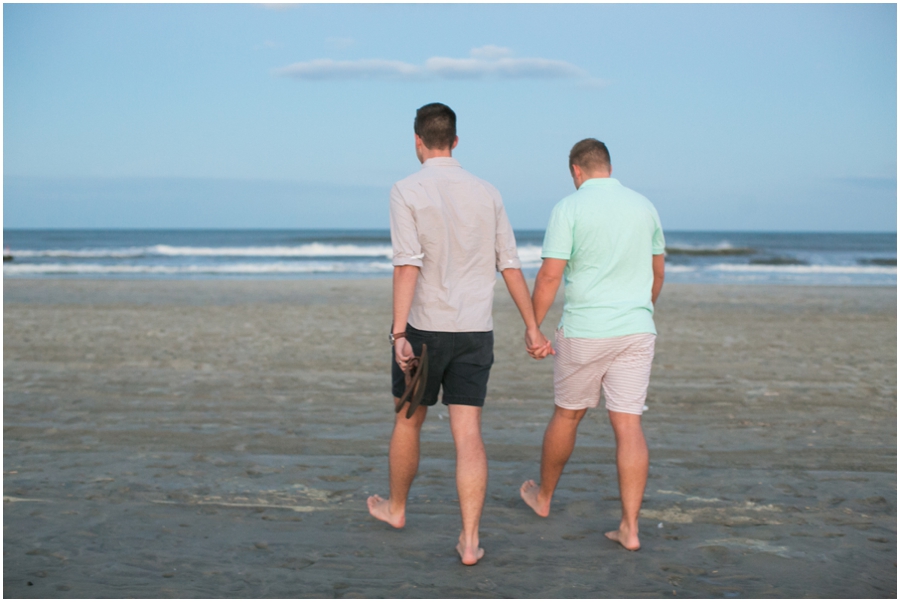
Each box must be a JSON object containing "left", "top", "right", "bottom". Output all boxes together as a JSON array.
[
  {"left": 390, "top": 184, "right": 425, "bottom": 267},
  {"left": 492, "top": 188, "right": 521, "bottom": 272}
]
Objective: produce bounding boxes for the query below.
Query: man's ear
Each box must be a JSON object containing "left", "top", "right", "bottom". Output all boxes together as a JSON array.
[{"left": 451, "top": 136, "right": 459, "bottom": 151}]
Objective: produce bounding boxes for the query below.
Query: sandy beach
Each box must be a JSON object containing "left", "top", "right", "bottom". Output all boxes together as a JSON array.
[{"left": 3, "top": 278, "right": 896, "bottom": 598}]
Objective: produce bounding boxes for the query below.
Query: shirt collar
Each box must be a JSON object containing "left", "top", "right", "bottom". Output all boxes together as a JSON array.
[
  {"left": 579, "top": 177, "right": 619, "bottom": 188},
  {"left": 422, "top": 157, "right": 461, "bottom": 169}
]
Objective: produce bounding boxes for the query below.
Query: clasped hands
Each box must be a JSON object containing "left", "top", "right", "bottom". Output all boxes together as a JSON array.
[
  {"left": 525, "top": 326, "right": 554, "bottom": 360},
  {"left": 396, "top": 328, "right": 553, "bottom": 365}
]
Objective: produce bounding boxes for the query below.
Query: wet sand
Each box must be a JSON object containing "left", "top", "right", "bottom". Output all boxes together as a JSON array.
[{"left": 3, "top": 278, "right": 896, "bottom": 598}]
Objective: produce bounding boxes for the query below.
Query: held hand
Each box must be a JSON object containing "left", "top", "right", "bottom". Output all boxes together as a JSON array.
[
  {"left": 529, "top": 340, "right": 555, "bottom": 360},
  {"left": 525, "top": 327, "right": 543, "bottom": 351},
  {"left": 525, "top": 327, "right": 555, "bottom": 360},
  {"left": 394, "top": 337, "right": 414, "bottom": 372}
]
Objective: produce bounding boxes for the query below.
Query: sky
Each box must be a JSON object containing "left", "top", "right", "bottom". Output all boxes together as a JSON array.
[{"left": 3, "top": 3, "right": 897, "bottom": 231}]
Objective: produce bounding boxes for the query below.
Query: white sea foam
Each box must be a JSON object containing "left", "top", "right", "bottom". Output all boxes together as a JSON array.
[
  {"left": 664, "top": 241, "right": 755, "bottom": 256},
  {"left": 12, "top": 242, "right": 546, "bottom": 261},
  {"left": 149, "top": 243, "right": 393, "bottom": 258},
  {"left": 9, "top": 243, "right": 394, "bottom": 259},
  {"left": 3, "top": 261, "right": 395, "bottom": 275},
  {"left": 6, "top": 256, "right": 894, "bottom": 278},
  {"left": 665, "top": 266, "right": 699, "bottom": 273},
  {"left": 516, "top": 244, "right": 543, "bottom": 267},
  {"left": 709, "top": 263, "right": 896, "bottom": 275},
  {"left": 11, "top": 247, "right": 148, "bottom": 259},
  {"left": 666, "top": 241, "right": 737, "bottom": 252}
]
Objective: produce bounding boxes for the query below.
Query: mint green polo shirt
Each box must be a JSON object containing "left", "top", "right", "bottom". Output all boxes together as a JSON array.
[{"left": 542, "top": 178, "right": 665, "bottom": 339}]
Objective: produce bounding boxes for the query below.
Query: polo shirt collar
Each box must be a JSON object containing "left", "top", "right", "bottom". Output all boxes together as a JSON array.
[
  {"left": 422, "top": 157, "right": 461, "bottom": 169},
  {"left": 580, "top": 177, "right": 620, "bottom": 188}
]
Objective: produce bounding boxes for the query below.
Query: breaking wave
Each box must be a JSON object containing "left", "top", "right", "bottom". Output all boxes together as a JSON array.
[
  {"left": 3, "top": 261, "right": 395, "bottom": 275},
  {"left": 665, "top": 242, "right": 755, "bottom": 256},
  {"left": 10, "top": 243, "right": 394, "bottom": 259}
]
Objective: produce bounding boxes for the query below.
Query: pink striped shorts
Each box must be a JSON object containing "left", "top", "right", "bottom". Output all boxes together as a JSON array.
[{"left": 554, "top": 330, "right": 656, "bottom": 415}]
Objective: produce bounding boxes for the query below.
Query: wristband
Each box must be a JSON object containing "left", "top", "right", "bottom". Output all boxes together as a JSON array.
[{"left": 389, "top": 332, "right": 408, "bottom": 346}]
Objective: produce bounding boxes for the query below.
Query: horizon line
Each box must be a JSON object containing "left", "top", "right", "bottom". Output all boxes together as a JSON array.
[{"left": 3, "top": 227, "right": 897, "bottom": 235}]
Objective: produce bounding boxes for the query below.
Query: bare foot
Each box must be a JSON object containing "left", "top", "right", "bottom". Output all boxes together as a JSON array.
[
  {"left": 605, "top": 522, "right": 641, "bottom": 551},
  {"left": 366, "top": 494, "right": 405, "bottom": 528},
  {"left": 456, "top": 534, "right": 485, "bottom": 566},
  {"left": 519, "top": 479, "right": 550, "bottom": 517}
]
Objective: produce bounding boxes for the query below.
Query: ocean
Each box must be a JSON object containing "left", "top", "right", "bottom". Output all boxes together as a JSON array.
[{"left": 2, "top": 230, "right": 896, "bottom": 286}]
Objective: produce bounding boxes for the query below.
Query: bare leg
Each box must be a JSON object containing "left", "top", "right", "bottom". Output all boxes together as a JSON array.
[
  {"left": 520, "top": 406, "right": 587, "bottom": 517},
  {"left": 367, "top": 402, "right": 427, "bottom": 528},
  {"left": 604, "top": 410, "right": 647, "bottom": 551},
  {"left": 448, "top": 404, "right": 487, "bottom": 565}
]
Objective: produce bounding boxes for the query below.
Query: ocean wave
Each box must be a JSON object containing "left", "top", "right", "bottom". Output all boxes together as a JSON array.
[
  {"left": 665, "top": 266, "right": 699, "bottom": 273},
  {"left": 665, "top": 242, "right": 755, "bottom": 256},
  {"left": 516, "top": 245, "right": 543, "bottom": 267},
  {"left": 3, "top": 261, "right": 395, "bottom": 275},
  {"left": 748, "top": 257, "right": 808, "bottom": 266},
  {"left": 709, "top": 263, "right": 896, "bottom": 275},
  {"left": 5, "top": 260, "right": 895, "bottom": 281},
  {"left": 11, "top": 247, "right": 148, "bottom": 259},
  {"left": 12, "top": 242, "right": 546, "bottom": 262},
  {"left": 858, "top": 258, "right": 897, "bottom": 266},
  {"left": 640, "top": 263, "right": 896, "bottom": 276},
  {"left": 149, "top": 244, "right": 393, "bottom": 258},
  {"left": 8, "top": 243, "right": 395, "bottom": 259}
]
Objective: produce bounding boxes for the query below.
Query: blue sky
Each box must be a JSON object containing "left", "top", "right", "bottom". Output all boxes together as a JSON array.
[{"left": 4, "top": 3, "right": 896, "bottom": 231}]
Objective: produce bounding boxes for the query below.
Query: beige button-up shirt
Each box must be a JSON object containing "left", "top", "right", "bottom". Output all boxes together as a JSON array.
[{"left": 390, "top": 157, "right": 521, "bottom": 332}]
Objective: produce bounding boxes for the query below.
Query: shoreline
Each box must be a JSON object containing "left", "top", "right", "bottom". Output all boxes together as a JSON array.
[{"left": 4, "top": 276, "right": 897, "bottom": 301}]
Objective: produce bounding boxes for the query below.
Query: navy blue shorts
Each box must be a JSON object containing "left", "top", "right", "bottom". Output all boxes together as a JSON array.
[{"left": 391, "top": 324, "right": 494, "bottom": 407}]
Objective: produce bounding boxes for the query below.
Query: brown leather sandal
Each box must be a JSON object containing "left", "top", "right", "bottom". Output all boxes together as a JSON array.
[{"left": 395, "top": 344, "right": 428, "bottom": 419}]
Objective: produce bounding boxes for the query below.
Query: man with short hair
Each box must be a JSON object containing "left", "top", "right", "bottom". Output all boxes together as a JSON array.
[
  {"left": 367, "top": 103, "right": 550, "bottom": 565},
  {"left": 520, "top": 138, "right": 665, "bottom": 551}
]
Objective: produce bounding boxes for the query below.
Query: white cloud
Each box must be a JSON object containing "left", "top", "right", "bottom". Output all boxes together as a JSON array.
[
  {"left": 469, "top": 45, "right": 513, "bottom": 60},
  {"left": 425, "top": 56, "right": 586, "bottom": 79},
  {"left": 275, "top": 58, "right": 421, "bottom": 80},
  {"left": 275, "top": 46, "right": 599, "bottom": 84}
]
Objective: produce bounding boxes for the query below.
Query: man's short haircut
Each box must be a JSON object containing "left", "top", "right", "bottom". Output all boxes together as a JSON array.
[
  {"left": 414, "top": 103, "right": 457, "bottom": 150},
  {"left": 569, "top": 138, "right": 611, "bottom": 174}
]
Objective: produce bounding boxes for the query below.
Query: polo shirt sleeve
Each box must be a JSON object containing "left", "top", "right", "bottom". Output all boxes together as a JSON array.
[
  {"left": 541, "top": 202, "right": 574, "bottom": 260},
  {"left": 492, "top": 187, "right": 522, "bottom": 272},
  {"left": 650, "top": 206, "right": 666, "bottom": 255},
  {"left": 389, "top": 184, "right": 424, "bottom": 267}
]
